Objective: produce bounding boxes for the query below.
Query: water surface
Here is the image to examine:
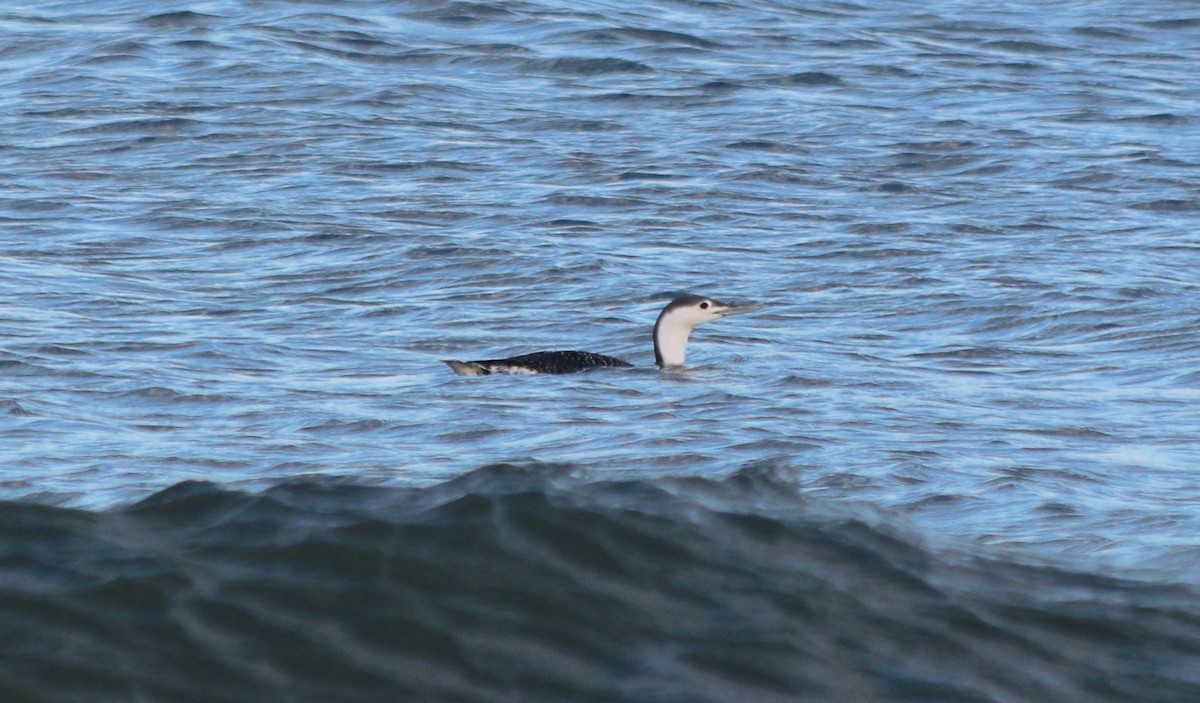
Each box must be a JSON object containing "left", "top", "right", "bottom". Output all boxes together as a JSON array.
[{"left": 2, "top": 1, "right": 1199, "bottom": 699}]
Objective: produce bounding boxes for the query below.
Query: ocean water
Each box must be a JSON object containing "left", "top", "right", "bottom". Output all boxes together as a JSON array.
[{"left": 2, "top": 1, "right": 1199, "bottom": 700}]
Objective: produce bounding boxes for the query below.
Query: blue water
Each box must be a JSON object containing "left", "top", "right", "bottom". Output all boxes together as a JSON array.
[{"left": 2, "top": 1, "right": 1199, "bottom": 699}]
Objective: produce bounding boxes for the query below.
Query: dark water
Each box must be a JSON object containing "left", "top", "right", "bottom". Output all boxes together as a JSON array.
[
  {"left": 3, "top": 463, "right": 1199, "bottom": 703},
  {"left": 3, "top": 0, "right": 1200, "bottom": 699}
]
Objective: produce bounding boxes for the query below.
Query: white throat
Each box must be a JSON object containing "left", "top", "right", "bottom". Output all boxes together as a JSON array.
[{"left": 654, "top": 310, "right": 696, "bottom": 367}]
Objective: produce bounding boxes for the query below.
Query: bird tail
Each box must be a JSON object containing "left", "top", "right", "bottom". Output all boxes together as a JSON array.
[{"left": 443, "top": 360, "right": 490, "bottom": 376}]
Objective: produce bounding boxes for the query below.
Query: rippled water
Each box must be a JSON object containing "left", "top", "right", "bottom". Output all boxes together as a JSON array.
[
  {"left": 2, "top": 1, "right": 1199, "bottom": 699},
  {"left": 6, "top": 464, "right": 1200, "bottom": 703}
]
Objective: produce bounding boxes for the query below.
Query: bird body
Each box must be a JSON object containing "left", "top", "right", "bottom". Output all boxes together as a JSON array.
[
  {"left": 444, "top": 351, "right": 633, "bottom": 376},
  {"left": 443, "top": 293, "right": 759, "bottom": 376}
]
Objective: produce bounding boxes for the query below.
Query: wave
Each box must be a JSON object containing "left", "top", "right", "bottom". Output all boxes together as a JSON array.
[{"left": 2, "top": 463, "right": 1198, "bottom": 702}]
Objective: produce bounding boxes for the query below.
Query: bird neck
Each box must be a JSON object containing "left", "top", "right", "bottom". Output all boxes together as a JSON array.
[{"left": 653, "top": 313, "right": 693, "bottom": 367}]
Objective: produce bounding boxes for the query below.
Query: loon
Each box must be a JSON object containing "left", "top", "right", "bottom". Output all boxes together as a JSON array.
[{"left": 443, "top": 294, "right": 761, "bottom": 376}]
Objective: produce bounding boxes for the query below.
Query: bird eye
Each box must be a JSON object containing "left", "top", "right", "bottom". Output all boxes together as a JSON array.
[{"left": 700, "top": 302, "right": 709, "bottom": 309}]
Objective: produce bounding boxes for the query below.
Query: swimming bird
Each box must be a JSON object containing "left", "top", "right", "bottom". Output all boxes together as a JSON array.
[{"left": 443, "top": 294, "right": 761, "bottom": 376}]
